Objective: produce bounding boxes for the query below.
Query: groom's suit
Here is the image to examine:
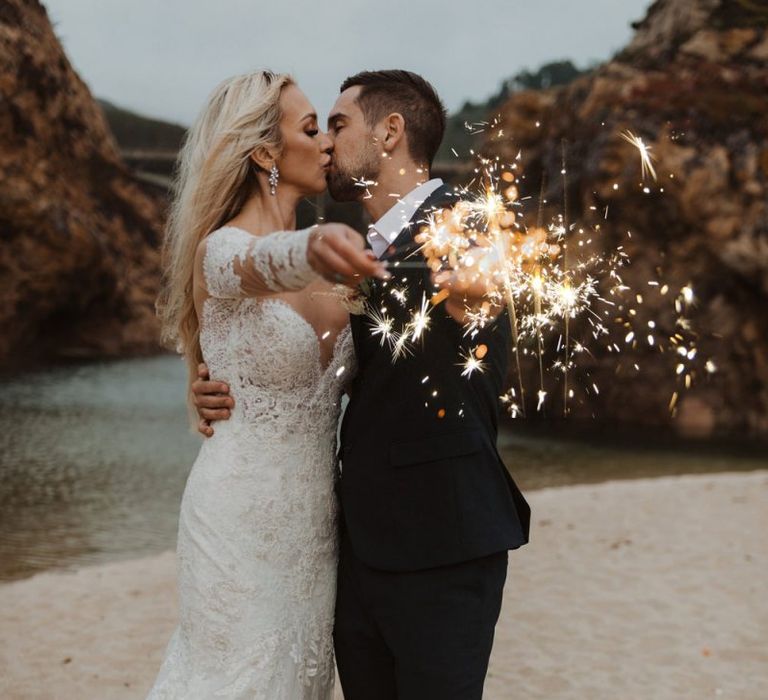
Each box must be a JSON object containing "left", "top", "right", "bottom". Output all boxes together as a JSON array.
[{"left": 334, "top": 183, "right": 530, "bottom": 699}]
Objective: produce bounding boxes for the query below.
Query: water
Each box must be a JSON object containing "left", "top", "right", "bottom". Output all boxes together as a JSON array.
[
  {"left": 0, "top": 356, "right": 199, "bottom": 582},
  {"left": 1, "top": 355, "right": 765, "bottom": 583}
]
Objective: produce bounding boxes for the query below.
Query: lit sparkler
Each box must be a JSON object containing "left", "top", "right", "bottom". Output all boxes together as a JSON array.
[{"left": 357, "top": 128, "right": 713, "bottom": 419}]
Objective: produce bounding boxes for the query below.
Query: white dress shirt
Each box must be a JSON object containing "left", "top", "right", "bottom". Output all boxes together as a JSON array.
[{"left": 366, "top": 178, "right": 443, "bottom": 259}]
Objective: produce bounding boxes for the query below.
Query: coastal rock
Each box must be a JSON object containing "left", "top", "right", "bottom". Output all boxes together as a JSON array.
[
  {"left": 0, "top": 0, "right": 165, "bottom": 366},
  {"left": 486, "top": 0, "right": 768, "bottom": 436}
]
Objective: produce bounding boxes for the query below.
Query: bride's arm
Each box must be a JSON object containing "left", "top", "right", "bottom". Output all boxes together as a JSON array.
[
  {"left": 197, "top": 224, "right": 388, "bottom": 299},
  {"left": 197, "top": 227, "right": 315, "bottom": 298}
]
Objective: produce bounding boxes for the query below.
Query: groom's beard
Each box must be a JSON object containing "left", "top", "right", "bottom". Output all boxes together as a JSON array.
[{"left": 326, "top": 142, "right": 380, "bottom": 202}]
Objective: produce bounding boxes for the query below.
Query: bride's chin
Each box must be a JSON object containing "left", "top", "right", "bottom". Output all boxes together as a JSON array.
[{"left": 308, "top": 180, "right": 328, "bottom": 196}]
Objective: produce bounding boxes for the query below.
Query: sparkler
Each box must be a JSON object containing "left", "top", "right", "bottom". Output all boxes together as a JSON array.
[
  {"left": 355, "top": 125, "right": 713, "bottom": 420},
  {"left": 560, "top": 140, "right": 571, "bottom": 417},
  {"left": 406, "top": 160, "right": 619, "bottom": 416}
]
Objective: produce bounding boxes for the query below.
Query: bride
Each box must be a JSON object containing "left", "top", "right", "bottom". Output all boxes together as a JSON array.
[{"left": 148, "top": 70, "right": 386, "bottom": 699}]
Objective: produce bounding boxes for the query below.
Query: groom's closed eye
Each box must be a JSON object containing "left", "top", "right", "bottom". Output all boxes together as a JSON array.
[{"left": 327, "top": 115, "right": 346, "bottom": 134}]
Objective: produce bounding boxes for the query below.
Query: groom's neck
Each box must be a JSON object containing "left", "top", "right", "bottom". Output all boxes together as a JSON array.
[{"left": 362, "top": 161, "right": 431, "bottom": 221}]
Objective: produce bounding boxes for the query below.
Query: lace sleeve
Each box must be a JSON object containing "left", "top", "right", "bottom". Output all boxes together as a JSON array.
[{"left": 202, "top": 226, "right": 318, "bottom": 299}]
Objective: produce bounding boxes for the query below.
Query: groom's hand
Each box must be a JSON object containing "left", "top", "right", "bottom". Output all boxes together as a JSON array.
[
  {"left": 433, "top": 266, "right": 504, "bottom": 326},
  {"left": 307, "top": 223, "right": 389, "bottom": 286},
  {"left": 191, "top": 362, "right": 234, "bottom": 437}
]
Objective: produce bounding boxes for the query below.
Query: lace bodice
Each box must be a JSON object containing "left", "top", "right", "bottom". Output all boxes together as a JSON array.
[
  {"left": 147, "top": 225, "right": 354, "bottom": 699},
  {"left": 200, "top": 226, "right": 352, "bottom": 431}
]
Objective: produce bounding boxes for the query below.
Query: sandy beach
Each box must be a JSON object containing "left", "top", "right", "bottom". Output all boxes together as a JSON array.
[{"left": 1, "top": 470, "right": 766, "bottom": 700}]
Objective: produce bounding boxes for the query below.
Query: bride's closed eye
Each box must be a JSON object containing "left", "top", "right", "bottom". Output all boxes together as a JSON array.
[{"left": 306, "top": 129, "right": 319, "bottom": 137}]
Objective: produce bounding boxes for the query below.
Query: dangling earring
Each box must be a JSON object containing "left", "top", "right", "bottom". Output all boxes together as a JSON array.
[{"left": 269, "top": 164, "right": 279, "bottom": 195}]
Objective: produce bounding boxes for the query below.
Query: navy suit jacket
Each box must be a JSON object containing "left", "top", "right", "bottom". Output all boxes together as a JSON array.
[{"left": 338, "top": 184, "right": 530, "bottom": 571}]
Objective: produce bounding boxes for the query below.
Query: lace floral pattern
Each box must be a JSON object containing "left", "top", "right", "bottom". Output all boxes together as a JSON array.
[
  {"left": 203, "top": 226, "right": 317, "bottom": 298},
  {"left": 147, "top": 226, "right": 354, "bottom": 699}
]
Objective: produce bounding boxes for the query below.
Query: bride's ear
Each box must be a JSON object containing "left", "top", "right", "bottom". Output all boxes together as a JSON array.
[{"left": 249, "top": 146, "right": 276, "bottom": 172}]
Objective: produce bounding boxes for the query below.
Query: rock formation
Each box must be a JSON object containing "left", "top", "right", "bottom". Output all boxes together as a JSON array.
[
  {"left": 0, "top": 0, "right": 165, "bottom": 367},
  {"left": 486, "top": 0, "right": 768, "bottom": 436}
]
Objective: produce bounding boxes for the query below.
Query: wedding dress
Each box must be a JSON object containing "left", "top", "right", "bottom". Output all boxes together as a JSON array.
[{"left": 147, "top": 225, "right": 353, "bottom": 699}]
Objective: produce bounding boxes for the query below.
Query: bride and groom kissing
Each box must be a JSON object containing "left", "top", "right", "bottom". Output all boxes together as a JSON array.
[{"left": 148, "top": 68, "right": 530, "bottom": 699}]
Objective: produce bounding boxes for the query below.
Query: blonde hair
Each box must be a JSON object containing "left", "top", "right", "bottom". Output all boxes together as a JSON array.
[{"left": 156, "top": 69, "right": 293, "bottom": 421}]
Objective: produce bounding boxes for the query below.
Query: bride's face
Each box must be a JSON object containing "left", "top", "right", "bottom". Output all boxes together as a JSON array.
[{"left": 274, "top": 85, "right": 333, "bottom": 196}]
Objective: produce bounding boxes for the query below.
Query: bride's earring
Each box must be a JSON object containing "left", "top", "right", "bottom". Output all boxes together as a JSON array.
[{"left": 269, "top": 164, "right": 280, "bottom": 196}]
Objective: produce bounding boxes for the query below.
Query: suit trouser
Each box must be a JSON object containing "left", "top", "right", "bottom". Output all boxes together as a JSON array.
[{"left": 333, "top": 528, "right": 508, "bottom": 700}]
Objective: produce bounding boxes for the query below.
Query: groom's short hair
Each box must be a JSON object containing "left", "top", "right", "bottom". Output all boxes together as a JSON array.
[{"left": 340, "top": 70, "right": 447, "bottom": 167}]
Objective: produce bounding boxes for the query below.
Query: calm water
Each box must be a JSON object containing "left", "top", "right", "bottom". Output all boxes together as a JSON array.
[{"left": 1, "top": 355, "right": 765, "bottom": 582}]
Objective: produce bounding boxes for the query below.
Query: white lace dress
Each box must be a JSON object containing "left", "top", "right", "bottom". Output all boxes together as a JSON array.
[{"left": 147, "top": 226, "right": 354, "bottom": 699}]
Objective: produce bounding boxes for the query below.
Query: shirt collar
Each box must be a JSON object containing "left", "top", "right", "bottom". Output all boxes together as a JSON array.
[{"left": 367, "top": 178, "right": 444, "bottom": 254}]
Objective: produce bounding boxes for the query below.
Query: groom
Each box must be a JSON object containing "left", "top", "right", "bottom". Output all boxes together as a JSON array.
[{"left": 193, "top": 70, "right": 530, "bottom": 699}]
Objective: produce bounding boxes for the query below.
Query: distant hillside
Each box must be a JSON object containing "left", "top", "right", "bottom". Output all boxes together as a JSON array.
[
  {"left": 436, "top": 60, "right": 592, "bottom": 163},
  {"left": 96, "top": 64, "right": 589, "bottom": 166},
  {"left": 97, "top": 99, "right": 187, "bottom": 151}
]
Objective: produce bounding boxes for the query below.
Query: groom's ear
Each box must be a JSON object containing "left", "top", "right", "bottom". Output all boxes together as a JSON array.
[
  {"left": 381, "top": 112, "right": 406, "bottom": 154},
  {"left": 249, "top": 146, "right": 277, "bottom": 172}
]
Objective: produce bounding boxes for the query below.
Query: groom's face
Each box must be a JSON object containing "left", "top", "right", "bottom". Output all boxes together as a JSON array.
[{"left": 326, "top": 86, "right": 381, "bottom": 202}]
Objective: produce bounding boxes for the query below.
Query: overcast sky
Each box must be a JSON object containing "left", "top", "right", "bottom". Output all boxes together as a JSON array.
[{"left": 44, "top": 0, "right": 651, "bottom": 127}]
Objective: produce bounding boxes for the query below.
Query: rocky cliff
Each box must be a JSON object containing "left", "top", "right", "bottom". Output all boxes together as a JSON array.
[
  {"left": 487, "top": 0, "right": 768, "bottom": 436},
  {"left": 0, "top": 0, "right": 165, "bottom": 367}
]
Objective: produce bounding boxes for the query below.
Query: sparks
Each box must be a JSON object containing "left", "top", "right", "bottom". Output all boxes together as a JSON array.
[
  {"left": 368, "top": 309, "right": 395, "bottom": 347},
  {"left": 409, "top": 293, "right": 432, "bottom": 342},
  {"left": 621, "top": 130, "right": 658, "bottom": 182},
  {"left": 367, "top": 143, "right": 709, "bottom": 418},
  {"left": 459, "top": 348, "right": 486, "bottom": 378}
]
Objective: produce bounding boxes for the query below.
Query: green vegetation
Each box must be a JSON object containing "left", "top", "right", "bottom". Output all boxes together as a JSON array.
[
  {"left": 98, "top": 99, "right": 187, "bottom": 151},
  {"left": 435, "top": 60, "right": 592, "bottom": 163}
]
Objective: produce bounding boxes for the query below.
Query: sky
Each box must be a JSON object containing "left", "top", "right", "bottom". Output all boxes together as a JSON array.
[{"left": 44, "top": 0, "right": 652, "bottom": 127}]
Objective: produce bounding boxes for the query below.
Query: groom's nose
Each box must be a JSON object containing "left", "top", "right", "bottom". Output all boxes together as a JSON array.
[{"left": 319, "top": 132, "right": 334, "bottom": 154}]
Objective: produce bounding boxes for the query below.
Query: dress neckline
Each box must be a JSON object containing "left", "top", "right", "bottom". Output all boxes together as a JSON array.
[
  {"left": 206, "top": 225, "right": 350, "bottom": 377},
  {"left": 262, "top": 297, "right": 349, "bottom": 377}
]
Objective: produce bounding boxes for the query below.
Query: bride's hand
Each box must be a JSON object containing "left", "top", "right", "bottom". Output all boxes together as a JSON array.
[
  {"left": 307, "top": 223, "right": 389, "bottom": 286},
  {"left": 191, "top": 362, "right": 234, "bottom": 437}
]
